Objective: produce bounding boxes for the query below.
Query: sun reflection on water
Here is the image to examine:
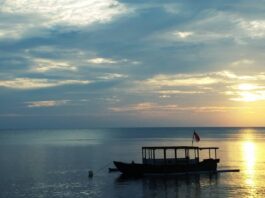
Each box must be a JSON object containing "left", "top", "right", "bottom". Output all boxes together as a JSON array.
[{"left": 242, "top": 141, "right": 256, "bottom": 186}]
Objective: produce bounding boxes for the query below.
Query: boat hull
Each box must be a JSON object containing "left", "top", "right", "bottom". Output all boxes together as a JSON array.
[{"left": 114, "top": 159, "right": 219, "bottom": 176}]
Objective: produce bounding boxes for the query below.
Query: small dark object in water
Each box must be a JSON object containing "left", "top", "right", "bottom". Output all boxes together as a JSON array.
[
  {"left": 109, "top": 168, "right": 119, "bottom": 172},
  {"left": 88, "top": 170, "right": 93, "bottom": 178}
]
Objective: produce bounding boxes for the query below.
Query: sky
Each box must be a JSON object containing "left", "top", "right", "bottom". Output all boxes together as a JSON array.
[{"left": 1, "top": 0, "right": 265, "bottom": 128}]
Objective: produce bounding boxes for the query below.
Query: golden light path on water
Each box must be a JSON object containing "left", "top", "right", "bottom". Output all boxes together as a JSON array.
[
  {"left": 241, "top": 129, "right": 258, "bottom": 197},
  {"left": 243, "top": 141, "right": 255, "bottom": 185}
]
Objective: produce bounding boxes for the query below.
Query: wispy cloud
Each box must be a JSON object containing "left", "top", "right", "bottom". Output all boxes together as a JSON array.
[
  {"left": 239, "top": 20, "right": 265, "bottom": 38},
  {"left": 174, "top": 31, "right": 193, "bottom": 39},
  {"left": 135, "top": 70, "right": 265, "bottom": 102},
  {"left": 97, "top": 73, "right": 128, "bottom": 80},
  {"left": 156, "top": 10, "right": 265, "bottom": 45},
  {"left": 26, "top": 100, "right": 69, "bottom": 108},
  {"left": 230, "top": 91, "right": 265, "bottom": 102},
  {"left": 32, "top": 58, "right": 76, "bottom": 72},
  {"left": 163, "top": 3, "right": 181, "bottom": 15},
  {"left": 0, "top": 78, "right": 91, "bottom": 90},
  {"left": 158, "top": 90, "right": 204, "bottom": 95},
  {"left": 0, "top": 0, "right": 130, "bottom": 39},
  {"left": 231, "top": 59, "right": 255, "bottom": 66},
  {"left": 110, "top": 102, "right": 248, "bottom": 113},
  {"left": 88, "top": 57, "right": 118, "bottom": 64},
  {"left": 228, "top": 83, "right": 265, "bottom": 102},
  {"left": 87, "top": 57, "right": 140, "bottom": 65},
  {"left": 216, "top": 71, "right": 257, "bottom": 80},
  {"left": 1, "top": 0, "right": 129, "bottom": 26},
  {"left": 111, "top": 102, "right": 164, "bottom": 112},
  {"left": 144, "top": 74, "right": 219, "bottom": 87}
]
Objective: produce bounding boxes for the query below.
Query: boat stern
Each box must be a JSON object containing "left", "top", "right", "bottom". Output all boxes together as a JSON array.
[{"left": 113, "top": 161, "right": 143, "bottom": 175}]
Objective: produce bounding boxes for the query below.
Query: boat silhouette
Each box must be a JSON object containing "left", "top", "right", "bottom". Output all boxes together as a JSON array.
[{"left": 114, "top": 146, "right": 220, "bottom": 176}]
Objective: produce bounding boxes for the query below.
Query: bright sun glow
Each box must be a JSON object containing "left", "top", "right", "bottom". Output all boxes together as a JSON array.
[
  {"left": 238, "top": 83, "right": 257, "bottom": 91},
  {"left": 237, "top": 83, "right": 259, "bottom": 101},
  {"left": 231, "top": 83, "right": 263, "bottom": 102},
  {"left": 239, "top": 92, "right": 259, "bottom": 102}
]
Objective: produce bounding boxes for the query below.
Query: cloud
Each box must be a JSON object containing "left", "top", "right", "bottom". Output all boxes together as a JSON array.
[
  {"left": 125, "top": 71, "right": 225, "bottom": 97},
  {"left": 174, "top": 31, "right": 194, "bottom": 39},
  {"left": 239, "top": 20, "right": 265, "bottom": 38},
  {"left": 237, "top": 83, "right": 262, "bottom": 91},
  {"left": 26, "top": 100, "right": 69, "bottom": 108},
  {"left": 143, "top": 73, "right": 220, "bottom": 87},
  {"left": 1, "top": 0, "right": 128, "bottom": 26},
  {"left": 110, "top": 102, "right": 247, "bottom": 113},
  {"left": 163, "top": 3, "right": 181, "bottom": 15},
  {"left": 0, "top": 15, "right": 46, "bottom": 39},
  {"left": 32, "top": 58, "right": 77, "bottom": 72},
  {"left": 0, "top": 78, "right": 91, "bottom": 90},
  {"left": 230, "top": 91, "right": 265, "bottom": 102},
  {"left": 0, "top": 0, "right": 130, "bottom": 39},
  {"left": 158, "top": 90, "right": 204, "bottom": 95},
  {"left": 214, "top": 71, "right": 257, "bottom": 80},
  {"left": 87, "top": 57, "right": 122, "bottom": 64},
  {"left": 131, "top": 70, "right": 265, "bottom": 103},
  {"left": 87, "top": 57, "right": 140, "bottom": 65},
  {"left": 231, "top": 59, "right": 255, "bottom": 66},
  {"left": 150, "top": 11, "right": 235, "bottom": 43},
  {"left": 228, "top": 83, "right": 265, "bottom": 102},
  {"left": 97, "top": 73, "right": 128, "bottom": 80},
  {"left": 155, "top": 10, "right": 265, "bottom": 45},
  {"left": 110, "top": 102, "right": 168, "bottom": 112},
  {"left": 24, "top": 47, "right": 140, "bottom": 74}
]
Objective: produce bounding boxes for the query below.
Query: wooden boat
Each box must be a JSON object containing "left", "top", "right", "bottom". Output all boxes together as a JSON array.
[{"left": 114, "top": 146, "right": 219, "bottom": 176}]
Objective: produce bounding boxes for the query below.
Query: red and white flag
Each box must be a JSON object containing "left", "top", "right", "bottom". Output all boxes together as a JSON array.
[
  {"left": 193, "top": 131, "right": 200, "bottom": 142},
  {"left": 192, "top": 130, "right": 200, "bottom": 145}
]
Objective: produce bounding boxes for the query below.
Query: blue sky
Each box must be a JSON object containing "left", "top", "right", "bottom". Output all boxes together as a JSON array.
[{"left": 1, "top": 0, "right": 265, "bottom": 128}]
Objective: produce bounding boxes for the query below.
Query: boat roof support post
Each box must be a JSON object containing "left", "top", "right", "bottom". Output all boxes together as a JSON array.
[
  {"left": 174, "top": 148, "right": 177, "bottom": 163},
  {"left": 215, "top": 148, "right": 217, "bottom": 159},
  {"left": 149, "top": 149, "right": 151, "bottom": 159},
  {"left": 209, "top": 149, "right": 211, "bottom": 158},
  {"left": 153, "top": 149, "right": 155, "bottom": 164},
  {"left": 164, "top": 148, "right": 166, "bottom": 164},
  {"left": 185, "top": 149, "right": 189, "bottom": 158}
]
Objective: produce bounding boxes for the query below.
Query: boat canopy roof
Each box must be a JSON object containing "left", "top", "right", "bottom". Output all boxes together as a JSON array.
[
  {"left": 142, "top": 146, "right": 219, "bottom": 162},
  {"left": 142, "top": 146, "right": 219, "bottom": 150}
]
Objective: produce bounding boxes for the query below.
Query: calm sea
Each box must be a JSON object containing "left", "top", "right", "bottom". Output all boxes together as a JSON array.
[{"left": 0, "top": 128, "right": 265, "bottom": 198}]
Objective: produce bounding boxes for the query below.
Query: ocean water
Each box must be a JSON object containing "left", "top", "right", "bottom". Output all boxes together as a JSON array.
[{"left": 0, "top": 128, "right": 265, "bottom": 198}]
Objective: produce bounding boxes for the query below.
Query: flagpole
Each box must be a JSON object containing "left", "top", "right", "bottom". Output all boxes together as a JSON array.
[{"left": 192, "top": 132, "right": 194, "bottom": 146}]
